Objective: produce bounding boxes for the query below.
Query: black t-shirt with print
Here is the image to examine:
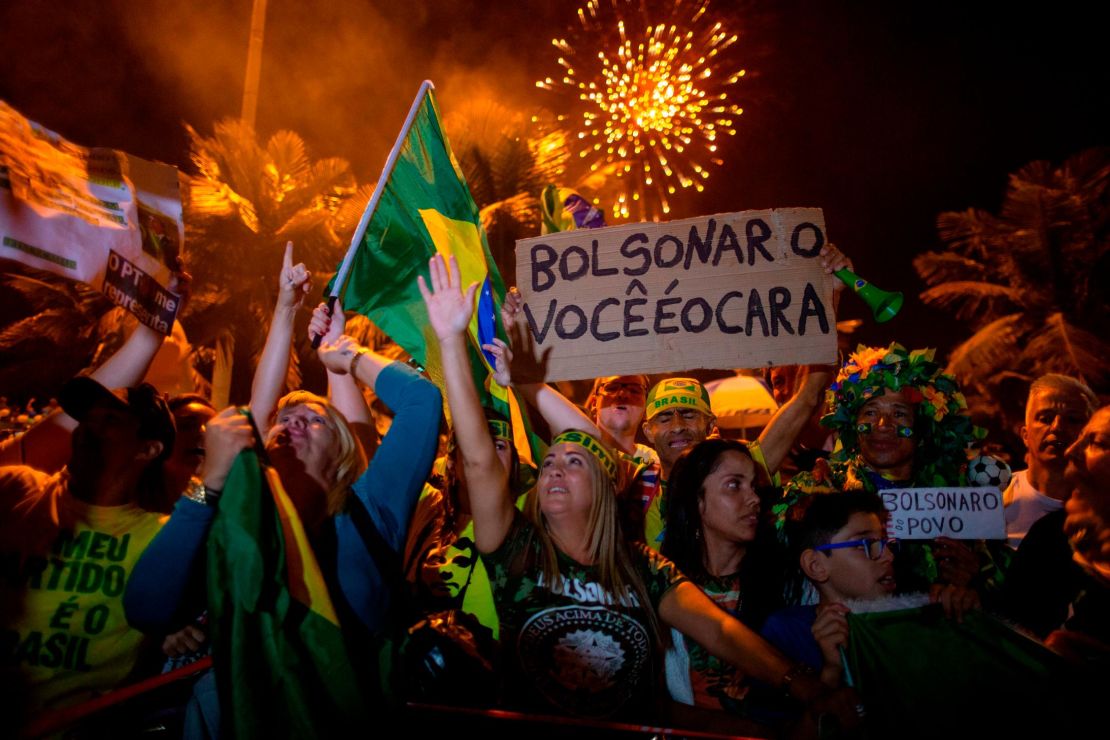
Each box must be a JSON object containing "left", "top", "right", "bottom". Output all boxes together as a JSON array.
[{"left": 482, "top": 512, "right": 686, "bottom": 719}]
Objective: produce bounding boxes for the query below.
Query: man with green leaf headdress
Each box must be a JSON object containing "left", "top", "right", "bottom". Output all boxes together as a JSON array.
[{"left": 778, "top": 344, "right": 1009, "bottom": 595}]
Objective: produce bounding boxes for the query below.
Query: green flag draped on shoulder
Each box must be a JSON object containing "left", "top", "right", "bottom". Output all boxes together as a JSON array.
[
  {"left": 207, "top": 448, "right": 367, "bottom": 738},
  {"left": 327, "top": 81, "right": 541, "bottom": 470},
  {"left": 845, "top": 605, "right": 1073, "bottom": 738}
]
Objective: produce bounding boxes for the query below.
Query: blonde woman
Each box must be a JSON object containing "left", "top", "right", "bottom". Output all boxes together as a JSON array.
[
  {"left": 126, "top": 244, "right": 441, "bottom": 642},
  {"left": 420, "top": 254, "right": 858, "bottom": 727}
]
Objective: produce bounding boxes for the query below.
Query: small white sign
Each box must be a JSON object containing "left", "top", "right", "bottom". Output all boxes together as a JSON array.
[{"left": 880, "top": 487, "right": 1005, "bottom": 540}]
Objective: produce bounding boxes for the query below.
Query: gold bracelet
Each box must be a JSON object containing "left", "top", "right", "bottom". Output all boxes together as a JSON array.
[{"left": 349, "top": 348, "right": 368, "bottom": 378}]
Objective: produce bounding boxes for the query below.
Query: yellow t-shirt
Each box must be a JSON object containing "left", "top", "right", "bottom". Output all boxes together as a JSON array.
[{"left": 1, "top": 467, "right": 166, "bottom": 711}]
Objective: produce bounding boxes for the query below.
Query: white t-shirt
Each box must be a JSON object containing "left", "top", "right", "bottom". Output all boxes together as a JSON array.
[{"left": 1003, "top": 469, "right": 1064, "bottom": 548}]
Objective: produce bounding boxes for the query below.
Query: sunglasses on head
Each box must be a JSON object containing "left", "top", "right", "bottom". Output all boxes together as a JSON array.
[{"left": 599, "top": 381, "right": 647, "bottom": 396}]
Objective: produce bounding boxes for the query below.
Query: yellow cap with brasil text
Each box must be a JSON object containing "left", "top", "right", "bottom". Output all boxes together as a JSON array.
[{"left": 645, "top": 377, "right": 712, "bottom": 420}]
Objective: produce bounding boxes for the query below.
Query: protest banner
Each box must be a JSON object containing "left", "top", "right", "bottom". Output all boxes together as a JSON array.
[
  {"left": 0, "top": 100, "right": 183, "bottom": 334},
  {"left": 880, "top": 487, "right": 1006, "bottom": 540},
  {"left": 514, "top": 208, "right": 838, "bottom": 381}
]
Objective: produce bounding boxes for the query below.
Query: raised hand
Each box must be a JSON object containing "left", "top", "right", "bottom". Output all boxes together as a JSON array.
[
  {"left": 929, "top": 582, "right": 980, "bottom": 622},
  {"left": 482, "top": 337, "right": 514, "bottom": 388},
  {"left": 417, "top": 254, "right": 477, "bottom": 342},
  {"left": 278, "top": 241, "right": 312, "bottom": 310},
  {"left": 317, "top": 335, "right": 364, "bottom": 375},
  {"left": 309, "top": 302, "right": 344, "bottom": 348},
  {"left": 818, "top": 242, "right": 853, "bottom": 295},
  {"left": 933, "top": 536, "right": 980, "bottom": 587},
  {"left": 201, "top": 407, "right": 256, "bottom": 492},
  {"left": 500, "top": 286, "right": 524, "bottom": 337}
]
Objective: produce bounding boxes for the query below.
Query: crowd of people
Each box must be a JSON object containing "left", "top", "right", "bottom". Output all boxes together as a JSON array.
[{"left": 2, "top": 241, "right": 1106, "bottom": 738}]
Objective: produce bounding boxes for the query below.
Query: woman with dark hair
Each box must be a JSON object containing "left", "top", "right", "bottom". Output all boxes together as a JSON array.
[
  {"left": 421, "top": 253, "right": 856, "bottom": 727},
  {"left": 662, "top": 438, "right": 790, "bottom": 715}
]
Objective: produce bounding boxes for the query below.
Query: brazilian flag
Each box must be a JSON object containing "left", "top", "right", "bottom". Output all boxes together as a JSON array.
[
  {"left": 207, "top": 450, "right": 367, "bottom": 737},
  {"left": 327, "top": 81, "right": 538, "bottom": 469}
]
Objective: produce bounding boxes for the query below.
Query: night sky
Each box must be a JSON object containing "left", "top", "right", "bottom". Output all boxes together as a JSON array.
[{"left": 2, "top": 0, "right": 1107, "bottom": 357}]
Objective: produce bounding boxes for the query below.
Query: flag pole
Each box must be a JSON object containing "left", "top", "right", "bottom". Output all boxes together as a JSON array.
[{"left": 314, "top": 79, "right": 435, "bottom": 346}]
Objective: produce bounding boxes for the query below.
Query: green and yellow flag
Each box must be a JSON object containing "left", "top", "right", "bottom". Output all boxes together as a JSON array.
[
  {"left": 327, "top": 81, "right": 538, "bottom": 469},
  {"left": 207, "top": 449, "right": 367, "bottom": 738}
]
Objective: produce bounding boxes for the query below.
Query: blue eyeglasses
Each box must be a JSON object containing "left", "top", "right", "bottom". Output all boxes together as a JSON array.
[{"left": 814, "top": 537, "right": 899, "bottom": 561}]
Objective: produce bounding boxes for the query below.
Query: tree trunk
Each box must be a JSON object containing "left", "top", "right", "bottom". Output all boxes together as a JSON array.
[{"left": 211, "top": 332, "right": 235, "bottom": 409}]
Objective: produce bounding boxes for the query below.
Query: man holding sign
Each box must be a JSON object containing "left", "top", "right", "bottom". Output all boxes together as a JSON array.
[
  {"left": 632, "top": 242, "right": 853, "bottom": 549},
  {"left": 779, "top": 344, "right": 1011, "bottom": 594}
]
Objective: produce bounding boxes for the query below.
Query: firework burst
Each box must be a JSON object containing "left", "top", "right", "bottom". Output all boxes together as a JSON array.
[{"left": 538, "top": 0, "right": 745, "bottom": 220}]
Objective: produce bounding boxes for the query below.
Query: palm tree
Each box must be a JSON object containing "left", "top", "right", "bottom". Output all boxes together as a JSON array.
[
  {"left": 182, "top": 118, "right": 358, "bottom": 405},
  {"left": 0, "top": 267, "right": 130, "bottom": 399},
  {"left": 913, "top": 147, "right": 1110, "bottom": 438}
]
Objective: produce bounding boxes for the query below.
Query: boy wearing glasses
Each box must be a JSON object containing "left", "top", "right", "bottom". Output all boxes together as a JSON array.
[{"left": 762, "top": 490, "right": 978, "bottom": 687}]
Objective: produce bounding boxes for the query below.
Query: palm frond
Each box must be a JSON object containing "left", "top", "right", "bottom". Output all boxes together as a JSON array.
[
  {"left": 945, "top": 313, "right": 1027, "bottom": 382},
  {"left": 1023, "top": 312, "right": 1110, "bottom": 389},
  {"left": 479, "top": 193, "right": 540, "bottom": 231},
  {"left": 265, "top": 130, "right": 312, "bottom": 195},
  {"left": 0, "top": 272, "right": 77, "bottom": 309},
  {"left": 913, "top": 252, "right": 992, "bottom": 287},
  {"left": 0, "top": 310, "right": 92, "bottom": 349},
  {"left": 935, "top": 208, "right": 1000, "bottom": 261},
  {"left": 328, "top": 184, "right": 376, "bottom": 249},
  {"left": 919, "top": 281, "right": 1024, "bottom": 320}
]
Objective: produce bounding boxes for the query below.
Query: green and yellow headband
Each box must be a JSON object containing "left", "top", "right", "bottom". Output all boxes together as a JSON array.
[
  {"left": 487, "top": 418, "right": 512, "bottom": 443},
  {"left": 645, "top": 377, "right": 712, "bottom": 420},
  {"left": 551, "top": 429, "right": 619, "bottom": 481}
]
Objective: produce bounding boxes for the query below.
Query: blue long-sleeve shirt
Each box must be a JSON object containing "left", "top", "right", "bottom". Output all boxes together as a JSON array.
[{"left": 124, "top": 361, "right": 442, "bottom": 636}]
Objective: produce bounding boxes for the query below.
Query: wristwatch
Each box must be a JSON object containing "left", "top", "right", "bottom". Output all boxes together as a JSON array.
[{"left": 183, "top": 477, "right": 221, "bottom": 507}]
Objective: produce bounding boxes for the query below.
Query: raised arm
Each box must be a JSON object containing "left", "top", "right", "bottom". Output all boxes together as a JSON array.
[
  {"left": 419, "top": 254, "right": 512, "bottom": 553},
  {"left": 125, "top": 406, "right": 255, "bottom": 632},
  {"left": 317, "top": 332, "right": 439, "bottom": 551},
  {"left": 757, "top": 363, "right": 834, "bottom": 475},
  {"left": 660, "top": 581, "right": 859, "bottom": 728},
  {"left": 484, "top": 286, "right": 600, "bottom": 437},
  {"left": 756, "top": 242, "right": 852, "bottom": 474},
  {"left": 309, "top": 303, "right": 378, "bottom": 458},
  {"left": 0, "top": 273, "right": 190, "bottom": 471},
  {"left": 250, "top": 242, "right": 311, "bottom": 437},
  {"left": 483, "top": 337, "right": 600, "bottom": 438}
]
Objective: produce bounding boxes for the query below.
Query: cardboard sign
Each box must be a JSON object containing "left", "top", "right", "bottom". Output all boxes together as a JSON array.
[
  {"left": 880, "top": 487, "right": 1006, "bottom": 540},
  {"left": 0, "top": 100, "right": 184, "bottom": 334},
  {"left": 514, "top": 208, "right": 837, "bottom": 381}
]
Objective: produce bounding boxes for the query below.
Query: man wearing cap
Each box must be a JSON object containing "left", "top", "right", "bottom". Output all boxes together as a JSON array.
[
  {"left": 1, "top": 376, "right": 173, "bottom": 712},
  {"left": 779, "top": 344, "right": 1012, "bottom": 595},
  {"left": 639, "top": 369, "right": 833, "bottom": 550}
]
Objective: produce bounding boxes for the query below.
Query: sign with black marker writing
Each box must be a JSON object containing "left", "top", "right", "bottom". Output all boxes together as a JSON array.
[
  {"left": 881, "top": 487, "right": 1006, "bottom": 540},
  {"left": 514, "top": 208, "right": 838, "bottom": 381}
]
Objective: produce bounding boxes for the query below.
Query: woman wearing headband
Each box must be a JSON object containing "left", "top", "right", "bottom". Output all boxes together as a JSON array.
[{"left": 420, "top": 254, "right": 858, "bottom": 727}]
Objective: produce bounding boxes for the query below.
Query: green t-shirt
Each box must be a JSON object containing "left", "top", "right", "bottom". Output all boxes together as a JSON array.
[{"left": 482, "top": 512, "right": 686, "bottom": 718}]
